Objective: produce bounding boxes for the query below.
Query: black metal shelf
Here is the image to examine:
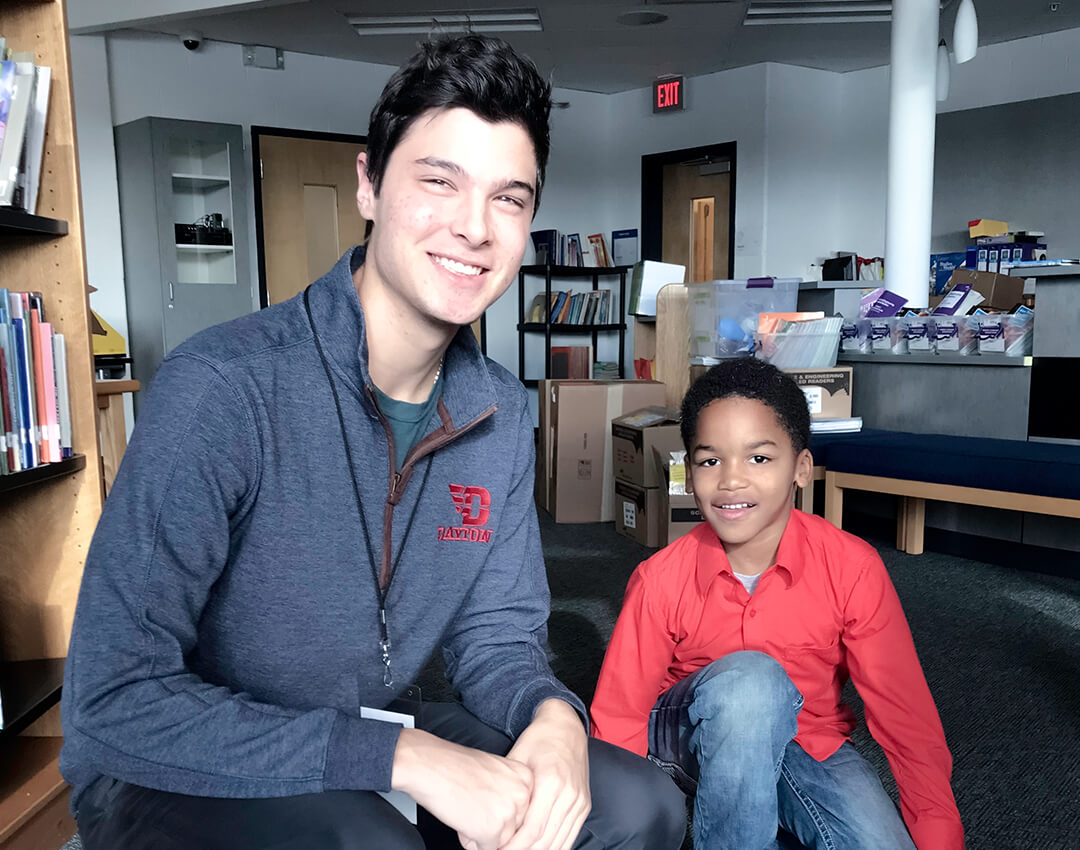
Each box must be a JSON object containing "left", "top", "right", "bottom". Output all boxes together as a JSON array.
[
  {"left": 0, "top": 209, "right": 69, "bottom": 237},
  {"left": 0, "top": 454, "right": 86, "bottom": 496},
  {"left": 519, "top": 322, "right": 626, "bottom": 333},
  {"left": 0, "top": 658, "right": 65, "bottom": 741},
  {"left": 518, "top": 264, "right": 630, "bottom": 383},
  {"left": 519, "top": 263, "right": 631, "bottom": 277}
]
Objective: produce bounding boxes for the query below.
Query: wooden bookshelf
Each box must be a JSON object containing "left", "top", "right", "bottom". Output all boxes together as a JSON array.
[{"left": 0, "top": 1, "right": 103, "bottom": 846}]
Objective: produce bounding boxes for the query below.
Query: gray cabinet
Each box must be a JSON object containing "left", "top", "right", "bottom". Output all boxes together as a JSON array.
[{"left": 115, "top": 118, "right": 256, "bottom": 407}]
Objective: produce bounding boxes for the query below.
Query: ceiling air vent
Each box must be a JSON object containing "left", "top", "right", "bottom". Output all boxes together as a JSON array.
[
  {"left": 744, "top": 1, "right": 892, "bottom": 25},
  {"left": 347, "top": 9, "right": 542, "bottom": 36}
]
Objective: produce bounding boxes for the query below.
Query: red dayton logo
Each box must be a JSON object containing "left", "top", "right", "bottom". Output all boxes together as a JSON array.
[{"left": 439, "top": 484, "right": 493, "bottom": 543}]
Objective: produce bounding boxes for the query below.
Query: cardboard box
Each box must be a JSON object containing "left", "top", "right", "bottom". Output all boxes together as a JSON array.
[
  {"left": 614, "top": 479, "right": 662, "bottom": 547},
  {"left": 944, "top": 269, "right": 1025, "bottom": 312},
  {"left": 535, "top": 379, "right": 557, "bottom": 512},
  {"left": 545, "top": 380, "right": 666, "bottom": 523},
  {"left": 611, "top": 406, "right": 682, "bottom": 488},
  {"left": 661, "top": 489, "right": 704, "bottom": 545},
  {"left": 786, "top": 367, "right": 853, "bottom": 419},
  {"left": 968, "top": 218, "right": 1008, "bottom": 238}
]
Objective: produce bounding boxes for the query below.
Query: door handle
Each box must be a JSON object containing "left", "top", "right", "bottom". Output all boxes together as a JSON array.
[{"left": 168, "top": 280, "right": 175, "bottom": 308}]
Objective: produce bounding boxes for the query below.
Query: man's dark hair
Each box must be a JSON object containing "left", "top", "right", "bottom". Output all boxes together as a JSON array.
[
  {"left": 680, "top": 358, "right": 811, "bottom": 454},
  {"left": 365, "top": 34, "right": 552, "bottom": 210}
]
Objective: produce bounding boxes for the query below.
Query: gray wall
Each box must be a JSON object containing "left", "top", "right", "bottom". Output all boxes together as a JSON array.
[{"left": 932, "top": 92, "right": 1080, "bottom": 256}]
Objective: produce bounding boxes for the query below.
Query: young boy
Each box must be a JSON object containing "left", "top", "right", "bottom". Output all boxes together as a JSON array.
[{"left": 591, "top": 358, "right": 964, "bottom": 850}]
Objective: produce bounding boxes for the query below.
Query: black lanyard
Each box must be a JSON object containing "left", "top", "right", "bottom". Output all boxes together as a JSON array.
[{"left": 304, "top": 288, "right": 434, "bottom": 688}]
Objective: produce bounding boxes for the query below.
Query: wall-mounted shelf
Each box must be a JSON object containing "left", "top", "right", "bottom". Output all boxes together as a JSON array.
[
  {"left": 0, "top": 209, "right": 69, "bottom": 237},
  {"left": 0, "top": 455, "right": 86, "bottom": 497},
  {"left": 0, "top": 659, "right": 65, "bottom": 741},
  {"left": 171, "top": 173, "right": 231, "bottom": 189},
  {"left": 175, "top": 244, "right": 235, "bottom": 252}
]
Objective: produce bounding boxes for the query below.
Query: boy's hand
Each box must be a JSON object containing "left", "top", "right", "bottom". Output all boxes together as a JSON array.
[
  {"left": 501, "top": 698, "right": 591, "bottom": 850},
  {"left": 391, "top": 727, "right": 534, "bottom": 850}
]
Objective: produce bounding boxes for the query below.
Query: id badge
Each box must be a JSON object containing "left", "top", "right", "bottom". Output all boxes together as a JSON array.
[{"left": 361, "top": 684, "right": 422, "bottom": 823}]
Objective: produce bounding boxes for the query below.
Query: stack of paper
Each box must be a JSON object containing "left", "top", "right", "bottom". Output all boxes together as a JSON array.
[
  {"left": 810, "top": 417, "right": 863, "bottom": 434},
  {"left": 754, "top": 316, "right": 843, "bottom": 369}
]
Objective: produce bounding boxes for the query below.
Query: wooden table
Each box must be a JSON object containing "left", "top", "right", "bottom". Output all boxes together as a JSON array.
[{"left": 94, "top": 379, "right": 139, "bottom": 498}]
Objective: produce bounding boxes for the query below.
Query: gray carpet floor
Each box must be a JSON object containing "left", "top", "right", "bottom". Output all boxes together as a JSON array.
[{"left": 63, "top": 512, "right": 1080, "bottom": 850}]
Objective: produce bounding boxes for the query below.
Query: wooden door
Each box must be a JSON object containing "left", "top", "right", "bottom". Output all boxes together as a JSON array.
[
  {"left": 662, "top": 162, "right": 731, "bottom": 282},
  {"left": 257, "top": 134, "right": 369, "bottom": 305}
]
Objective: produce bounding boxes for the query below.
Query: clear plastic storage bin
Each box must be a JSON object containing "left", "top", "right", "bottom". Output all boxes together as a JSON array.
[{"left": 688, "top": 278, "right": 800, "bottom": 359}]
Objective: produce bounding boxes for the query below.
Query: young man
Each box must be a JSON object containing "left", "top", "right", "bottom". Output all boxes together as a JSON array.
[
  {"left": 62, "top": 35, "right": 685, "bottom": 850},
  {"left": 590, "top": 359, "right": 964, "bottom": 850}
]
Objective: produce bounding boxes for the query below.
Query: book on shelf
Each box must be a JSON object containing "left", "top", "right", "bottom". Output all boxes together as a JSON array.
[
  {"left": 540, "top": 289, "right": 614, "bottom": 326},
  {"left": 0, "top": 347, "right": 10, "bottom": 474},
  {"left": 53, "top": 333, "right": 72, "bottom": 458},
  {"left": 587, "top": 233, "right": 612, "bottom": 267},
  {"left": 550, "top": 345, "right": 592, "bottom": 379},
  {"left": 566, "top": 234, "right": 584, "bottom": 267},
  {"left": 611, "top": 228, "right": 638, "bottom": 266},
  {"left": 531, "top": 229, "right": 559, "bottom": 265},
  {"left": 526, "top": 292, "right": 547, "bottom": 323},
  {"left": 0, "top": 47, "right": 52, "bottom": 213},
  {"left": 0, "top": 58, "right": 35, "bottom": 208},
  {"left": 0, "top": 288, "right": 72, "bottom": 474},
  {"left": 21, "top": 65, "right": 51, "bottom": 215},
  {"left": 0, "top": 59, "right": 15, "bottom": 155}
]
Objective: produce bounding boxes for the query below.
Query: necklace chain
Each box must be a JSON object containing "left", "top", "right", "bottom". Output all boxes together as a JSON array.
[{"left": 433, "top": 359, "right": 443, "bottom": 386}]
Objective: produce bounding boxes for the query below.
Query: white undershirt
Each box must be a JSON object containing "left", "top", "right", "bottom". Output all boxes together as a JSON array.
[{"left": 733, "top": 570, "right": 763, "bottom": 595}]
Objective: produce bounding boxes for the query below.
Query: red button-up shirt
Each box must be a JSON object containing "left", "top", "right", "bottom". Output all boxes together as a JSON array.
[{"left": 590, "top": 509, "right": 963, "bottom": 850}]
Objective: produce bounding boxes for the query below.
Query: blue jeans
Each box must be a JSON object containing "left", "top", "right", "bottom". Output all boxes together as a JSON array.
[{"left": 648, "top": 651, "right": 916, "bottom": 850}]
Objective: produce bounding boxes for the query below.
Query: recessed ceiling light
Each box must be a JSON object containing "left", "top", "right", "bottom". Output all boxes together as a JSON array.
[{"left": 617, "top": 9, "right": 670, "bottom": 26}]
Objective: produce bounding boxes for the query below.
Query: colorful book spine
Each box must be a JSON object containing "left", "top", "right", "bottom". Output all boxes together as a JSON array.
[
  {"left": 0, "top": 291, "right": 21, "bottom": 471},
  {"left": 0, "top": 346, "right": 10, "bottom": 474},
  {"left": 53, "top": 332, "right": 71, "bottom": 458},
  {"left": 28, "top": 300, "right": 49, "bottom": 461},
  {"left": 37, "top": 320, "right": 59, "bottom": 462},
  {"left": 10, "top": 307, "right": 36, "bottom": 468}
]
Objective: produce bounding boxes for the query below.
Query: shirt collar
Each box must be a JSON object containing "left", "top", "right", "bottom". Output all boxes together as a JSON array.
[
  {"left": 306, "top": 246, "right": 499, "bottom": 428},
  {"left": 694, "top": 509, "right": 809, "bottom": 595}
]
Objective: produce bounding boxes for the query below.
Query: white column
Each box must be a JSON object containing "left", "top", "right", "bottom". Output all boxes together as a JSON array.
[{"left": 885, "top": 0, "right": 940, "bottom": 308}]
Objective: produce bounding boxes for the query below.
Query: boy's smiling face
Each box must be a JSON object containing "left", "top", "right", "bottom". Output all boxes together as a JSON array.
[{"left": 687, "top": 395, "right": 812, "bottom": 575}]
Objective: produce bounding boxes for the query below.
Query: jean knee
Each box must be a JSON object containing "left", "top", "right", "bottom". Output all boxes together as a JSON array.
[{"left": 689, "top": 651, "right": 801, "bottom": 729}]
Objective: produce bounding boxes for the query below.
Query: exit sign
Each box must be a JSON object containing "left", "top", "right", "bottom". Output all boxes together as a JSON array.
[{"left": 653, "top": 76, "right": 684, "bottom": 113}]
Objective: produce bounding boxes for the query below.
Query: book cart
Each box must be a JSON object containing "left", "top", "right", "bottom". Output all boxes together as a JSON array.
[{"left": 0, "top": 2, "right": 103, "bottom": 847}]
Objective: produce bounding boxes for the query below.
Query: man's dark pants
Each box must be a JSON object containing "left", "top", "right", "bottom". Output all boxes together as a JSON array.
[{"left": 76, "top": 702, "right": 687, "bottom": 849}]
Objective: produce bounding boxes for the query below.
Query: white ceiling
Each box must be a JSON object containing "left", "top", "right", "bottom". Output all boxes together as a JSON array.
[{"left": 79, "top": 0, "right": 1080, "bottom": 94}]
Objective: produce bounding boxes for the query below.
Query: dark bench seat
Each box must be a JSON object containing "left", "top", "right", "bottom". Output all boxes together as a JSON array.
[{"left": 804, "top": 430, "right": 1080, "bottom": 554}]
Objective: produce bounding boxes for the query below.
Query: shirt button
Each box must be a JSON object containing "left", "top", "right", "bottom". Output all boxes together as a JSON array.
[{"left": 749, "top": 609, "right": 757, "bottom": 618}]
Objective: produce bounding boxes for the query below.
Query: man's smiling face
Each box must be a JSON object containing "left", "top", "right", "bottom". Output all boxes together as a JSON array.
[{"left": 356, "top": 106, "right": 537, "bottom": 329}]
